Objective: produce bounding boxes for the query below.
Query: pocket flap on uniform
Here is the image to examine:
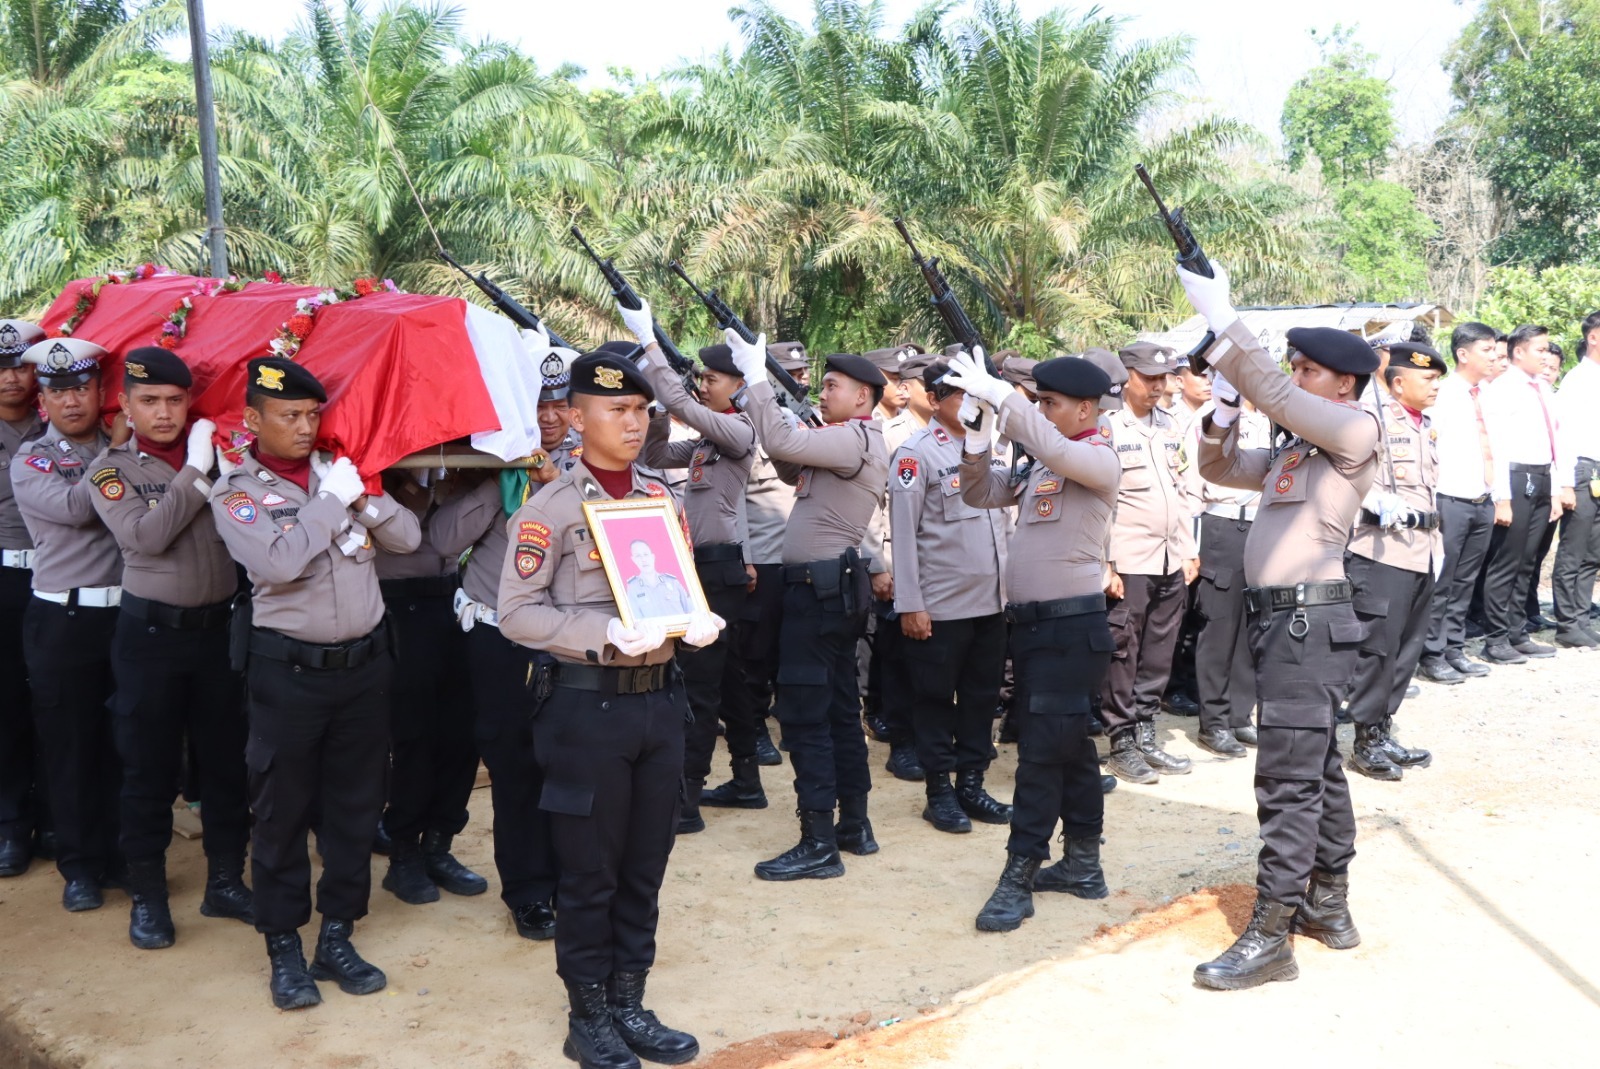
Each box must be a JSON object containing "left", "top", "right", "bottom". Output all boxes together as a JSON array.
[
  {"left": 1028, "top": 691, "right": 1090, "bottom": 716},
  {"left": 1088, "top": 627, "right": 1117, "bottom": 653},
  {"left": 1201, "top": 564, "right": 1234, "bottom": 590},
  {"left": 1351, "top": 593, "right": 1389, "bottom": 618},
  {"left": 244, "top": 738, "right": 274, "bottom": 775},
  {"left": 1329, "top": 620, "right": 1367, "bottom": 646},
  {"left": 1258, "top": 700, "right": 1329, "bottom": 729},
  {"left": 539, "top": 781, "right": 594, "bottom": 817},
  {"left": 776, "top": 663, "right": 829, "bottom": 687}
]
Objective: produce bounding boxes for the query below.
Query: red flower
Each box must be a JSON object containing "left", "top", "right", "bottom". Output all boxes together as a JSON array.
[
  {"left": 158, "top": 334, "right": 178, "bottom": 350},
  {"left": 286, "top": 314, "right": 315, "bottom": 340},
  {"left": 264, "top": 271, "right": 283, "bottom": 284},
  {"left": 354, "top": 278, "right": 375, "bottom": 297}
]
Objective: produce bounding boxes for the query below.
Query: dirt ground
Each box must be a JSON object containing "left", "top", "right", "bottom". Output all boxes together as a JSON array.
[{"left": 2, "top": 612, "right": 1597, "bottom": 1069}]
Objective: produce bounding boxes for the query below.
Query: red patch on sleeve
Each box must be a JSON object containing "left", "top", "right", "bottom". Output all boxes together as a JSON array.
[
  {"left": 896, "top": 458, "right": 919, "bottom": 489},
  {"left": 515, "top": 546, "right": 545, "bottom": 579},
  {"left": 24, "top": 455, "right": 53, "bottom": 474}
]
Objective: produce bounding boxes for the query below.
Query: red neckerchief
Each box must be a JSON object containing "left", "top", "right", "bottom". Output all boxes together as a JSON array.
[
  {"left": 1400, "top": 403, "right": 1424, "bottom": 427},
  {"left": 134, "top": 432, "right": 187, "bottom": 472},
  {"left": 251, "top": 443, "right": 311, "bottom": 492},
  {"left": 1070, "top": 427, "right": 1100, "bottom": 441},
  {"left": 586, "top": 461, "right": 634, "bottom": 499}
]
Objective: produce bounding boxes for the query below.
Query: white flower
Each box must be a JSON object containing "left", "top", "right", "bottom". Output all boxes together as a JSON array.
[{"left": 318, "top": 290, "right": 340, "bottom": 305}]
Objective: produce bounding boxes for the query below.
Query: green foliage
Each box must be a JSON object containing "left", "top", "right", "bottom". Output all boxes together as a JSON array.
[
  {"left": 1442, "top": 0, "right": 1600, "bottom": 101},
  {"left": 1280, "top": 26, "right": 1395, "bottom": 187},
  {"left": 1334, "top": 181, "right": 1434, "bottom": 302},
  {"left": 1471, "top": 263, "right": 1600, "bottom": 365}
]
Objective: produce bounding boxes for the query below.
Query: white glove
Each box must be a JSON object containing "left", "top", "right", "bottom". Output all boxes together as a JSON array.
[
  {"left": 725, "top": 328, "right": 768, "bottom": 382},
  {"left": 961, "top": 399, "right": 997, "bottom": 455},
  {"left": 1177, "top": 263, "right": 1239, "bottom": 334},
  {"left": 318, "top": 456, "right": 364, "bottom": 507},
  {"left": 216, "top": 447, "right": 238, "bottom": 477},
  {"left": 310, "top": 451, "right": 331, "bottom": 483},
  {"left": 1370, "top": 491, "right": 1410, "bottom": 529},
  {"left": 606, "top": 616, "right": 670, "bottom": 657},
  {"left": 941, "top": 348, "right": 1011, "bottom": 409},
  {"left": 185, "top": 419, "right": 216, "bottom": 472},
  {"left": 1210, "top": 371, "right": 1241, "bottom": 428},
  {"left": 682, "top": 610, "right": 727, "bottom": 648},
  {"left": 618, "top": 296, "right": 656, "bottom": 350}
]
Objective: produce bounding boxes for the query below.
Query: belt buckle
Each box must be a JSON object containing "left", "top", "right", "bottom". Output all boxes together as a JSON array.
[{"left": 322, "top": 646, "right": 349, "bottom": 671}]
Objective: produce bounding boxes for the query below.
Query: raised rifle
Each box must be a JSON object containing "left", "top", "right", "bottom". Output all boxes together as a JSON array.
[
  {"left": 438, "top": 250, "right": 572, "bottom": 350},
  {"left": 667, "top": 260, "right": 823, "bottom": 428},
  {"left": 1134, "top": 163, "right": 1218, "bottom": 372},
  {"left": 569, "top": 226, "right": 699, "bottom": 397}
]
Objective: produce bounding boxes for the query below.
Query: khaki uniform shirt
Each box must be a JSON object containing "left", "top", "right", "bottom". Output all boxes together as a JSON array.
[
  {"left": 1185, "top": 404, "right": 1269, "bottom": 514},
  {"left": 1346, "top": 396, "right": 1442, "bottom": 575},
  {"left": 745, "top": 381, "right": 888, "bottom": 564},
  {"left": 1196, "top": 320, "right": 1381, "bottom": 587},
  {"left": 374, "top": 478, "right": 460, "bottom": 581},
  {"left": 211, "top": 452, "right": 421, "bottom": 643},
  {"left": 11, "top": 425, "right": 121, "bottom": 592},
  {"left": 1, "top": 413, "right": 43, "bottom": 550},
  {"left": 890, "top": 419, "right": 1007, "bottom": 620},
  {"left": 641, "top": 350, "right": 755, "bottom": 548},
  {"left": 88, "top": 441, "right": 234, "bottom": 606},
  {"left": 1106, "top": 405, "right": 1197, "bottom": 576},
  {"left": 961, "top": 394, "right": 1119, "bottom": 603},
  {"left": 742, "top": 444, "right": 794, "bottom": 566},
  {"left": 546, "top": 429, "right": 583, "bottom": 474},
  {"left": 497, "top": 461, "right": 683, "bottom": 667},
  {"left": 431, "top": 476, "right": 506, "bottom": 608}
]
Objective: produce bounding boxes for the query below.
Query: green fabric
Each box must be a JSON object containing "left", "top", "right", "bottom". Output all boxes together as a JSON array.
[{"left": 499, "top": 469, "right": 528, "bottom": 517}]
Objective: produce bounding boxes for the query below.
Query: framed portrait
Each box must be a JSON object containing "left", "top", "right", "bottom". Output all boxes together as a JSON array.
[{"left": 582, "top": 498, "right": 708, "bottom": 637}]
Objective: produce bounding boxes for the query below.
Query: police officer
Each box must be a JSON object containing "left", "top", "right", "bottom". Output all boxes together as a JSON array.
[
  {"left": 498, "top": 350, "right": 718, "bottom": 1069},
  {"left": 1100, "top": 342, "right": 1198, "bottom": 783},
  {"left": 1186, "top": 266, "right": 1381, "bottom": 989},
  {"left": 87, "top": 347, "right": 252, "bottom": 948},
  {"left": 211, "top": 357, "right": 420, "bottom": 1011},
  {"left": 12, "top": 336, "right": 122, "bottom": 912},
  {"left": 724, "top": 330, "right": 890, "bottom": 881},
  {"left": 944, "top": 351, "right": 1120, "bottom": 931},
  {"left": 535, "top": 336, "right": 585, "bottom": 473},
  {"left": 0, "top": 319, "right": 46, "bottom": 877},
  {"left": 1344, "top": 342, "right": 1447, "bottom": 780}
]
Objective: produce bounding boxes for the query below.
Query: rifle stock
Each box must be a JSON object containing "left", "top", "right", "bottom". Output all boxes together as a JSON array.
[{"left": 438, "top": 250, "right": 572, "bottom": 350}]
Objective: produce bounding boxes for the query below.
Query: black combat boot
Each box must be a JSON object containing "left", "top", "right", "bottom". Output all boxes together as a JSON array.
[
  {"left": 607, "top": 970, "right": 700, "bottom": 1065},
  {"left": 1348, "top": 723, "right": 1402, "bottom": 781},
  {"left": 199, "top": 852, "right": 255, "bottom": 924},
  {"left": 1135, "top": 720, "right": 1192, "bottom": 774},
  {"left": 921, "top": 772, "right": 971, "bottom": 834},
  {"left": 1377, "top": 718, "right": 1431, "bottom": 769},
  {"left": 753, "top": 721, "right": 783, "bottom": 766},
  {"left": 835, "top": 794, "right": 879, "bottom": 855},
  {"left": 309, "top": 917, "right": 387, "bottom": 995},
  {"left": 1100, "top": 774, "right": 1118, "bottom": 794},
  {"left": 382, "top": 838, "right": 441, "bottom": 904},
  {"left": 1032, "top": 836, "right": 1109, "bottom": 899},
  {"left": 955, "top": 769, "right": 1012, "bottom": 824},
  {"left": 884, "top": 740, "right": 925, "bottom": 781},
  {"left": 422, "top": 829, "right": 489, "bottom": 895},
  {"left": 1197, "top": 728, "right": 1246, "bottom": 758},
  {"left": 61, "top": 877, "right": 102, "bottom": 912},
  {"left": 701, "top": 755, "right": 768, "bottom": 809},
  {"left": 975, "top": 853, "right": 1041, "bottom": 933},
  {"left": 564, "top": 979, "right": 640, "bottom": 1069},
  {"left": 1192, "top": 897, "right": 1299, "bottom": 990},
  {"left": 1107, "top": 730, "right": 1158, "bottom": 784},
  {"left": 863, "top": 711, "right": 892, "bottom": 743},
  {"left": 676, "top": 782, "right": 705, "bottom": 836},
  {"left": 0, "top": 836, "right": 31, "bottom": 877},
  {"left": 1294, "top": 870, "right": 1361, "bottom": 949},
  {"left": 511, "top": 900, "right": 556, "bottom": 941},
  {"left": 371, "top": 814, "right": 392, "bottom": 857},
  {"left": 754, "top": 810, "right": 845, "bottom": 881},
  {"left": 126, "top": 857, "right": 176, "bottom": 950},
  {"left": 265, "top": 931, "right": 322, "bottom": 1010}
]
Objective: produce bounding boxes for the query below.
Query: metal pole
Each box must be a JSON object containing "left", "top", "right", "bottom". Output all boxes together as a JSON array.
[{"left": 186, "top": 0, "right": 228, "bottom": 277}]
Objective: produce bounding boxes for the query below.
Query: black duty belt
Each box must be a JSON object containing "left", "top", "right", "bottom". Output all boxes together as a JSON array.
[
  {"left": 1438, "top": 492, "right": 1490, "bottom": 506},
  {"left": 1243, "top": 580, "right": 1352, "bottom": 615},
  {"left": 1358, "top": 508, "right": 1441, "bottom": 531},
  {"left": 249, "top": 623, "right": 387, "bottom": 671},
  {"left": 1006, "top": 593, "right": 1107, "bottom": 623},
  {"left": 1509, "top": 462, "right": 1550, "bottom": 475},
  {"left": 552, "top": 661, "right": 673, "bottom": 695},
  {"left": 121, "top": 592, "right": 232, "bottom": 630},
  {"left": 693, "top": 543, "right": 744, "bottom": 565},
  {"left": 379, "top": 574, "right": 458, "bottom": 599}
]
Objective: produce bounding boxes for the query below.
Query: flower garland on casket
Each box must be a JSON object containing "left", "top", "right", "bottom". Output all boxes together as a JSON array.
[{"left": 55, "top": 263, "right": 174, "bottom": 337}]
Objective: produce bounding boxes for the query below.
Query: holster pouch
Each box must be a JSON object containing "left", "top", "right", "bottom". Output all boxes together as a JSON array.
[
  {"left": 809, "top": 555, "right": 845, "bottom": 607},
  {"left": 527, "top": 651, "right": 557, "bottom": 715},
  {"left": 228, "top": 592, "right": 253, "bottom": 672},
  {"left": 842, "top": 547, "right": 869, "bottom": 618}
]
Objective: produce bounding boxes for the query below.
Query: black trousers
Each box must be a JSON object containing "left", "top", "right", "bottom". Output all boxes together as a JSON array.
[
  {"left": 868, "top": 603, "right": 913, "bottom": 744},
  {"left": 0, "top": 566, "right": 43, "bottom": 844},
  {"left": 467, "top": 623, "right": 556, "bottom": 910},
  {"left": 1101, "top": 570, "right": 1186, "bottom": 736},
  {"left": 111, "top": 612, "right": 249, "bottom": 863},
  {"left": 1484, "top": 467, "right": 1551, "bottom": 643},
  {"left": 772, "top": 580, "right": 871, "bottom": 812},
  {"left": 244, "top": 642, "right": 391, "bottom": 933},
  {"left": 1425, "top": 494, "right": 1494, "bottom": 659},
  {"left": 681, "top": 566, "right": 751, "bottom": 786},
  {"left": 1248, "top": 602, "right": 1361, "bottom": 907},
  {"left": 1553, "top": 458, "right": 1600, "bottom": 631},
  {"left": 1006, "top": 609, "right": 1115, "bottom": 859},
  {"left": 534, "top": 679, "right": 685, "bottom": 985},
  {"left": 382, "top": 590, "right": 477, "bottom": 845},
  {"left": 22, "top": 598, "right": 119, "bottom": 882},
  {"left": 1346, "top": 555, "right": 1434, "bottom": 727},
  {"left": 735, "top": 563, "right": 785, "bottom": 744},
  {"left": 904, "top": 612, "right": 1007, "bottom": 775},
  {"left": 1195, "top": 514, "right": 1256, "bottom": 735},
  {"left": 1527, "top": 517, "right": 1557, "bottom": 621}
]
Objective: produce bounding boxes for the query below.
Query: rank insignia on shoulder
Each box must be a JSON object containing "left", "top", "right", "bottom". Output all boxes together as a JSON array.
[
  {"left": 1035, "top": 479, "right": 1059, "bottom": 494},
  {"left": 24, "top": 455, "right": 53, "bottom": 473},
  {"left": 932, "top": 426, "right": 951, "bottom": 445},
  {"left": 896, "top": 458, "right": 918, "bottom": 489},
  {"left": 90, "top": 467, "right": 126, "bottom": 501},
  {"left": 644, "top": 482, "right": 666, "bottom": 498},
  {"left": 1099, "top": 425, "right": 1111, "bottom": 438},
  {"left": 224, "top": 491, "right": 257, "bottom": 524},
  {"left": 1279, "top": 451, "right": 1302, "bottom": 473}
]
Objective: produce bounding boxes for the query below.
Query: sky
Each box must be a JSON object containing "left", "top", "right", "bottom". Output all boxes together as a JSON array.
[{"left": 195, "top": 0, "right": 1473, "bottom": 144}]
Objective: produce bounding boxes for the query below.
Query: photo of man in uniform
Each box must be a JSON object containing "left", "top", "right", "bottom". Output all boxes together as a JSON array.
[{"left": 624, "top": 537, "right": 693, "bottom": 618}]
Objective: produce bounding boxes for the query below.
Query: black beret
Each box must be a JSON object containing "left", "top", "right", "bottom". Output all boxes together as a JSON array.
[
  {"left": 1286, "top": 327, "right": 1380, "bottom": 375},
  {"left": 823, "top": 353, "right": 887, "bottom": 388},
  {"left": 246, "top": 357, "right": 326, "bottom": 403},
  {"left": 1034, "top": 356, "right": 1112, "bottom": 401},
  {"left": 1387, "top": 340, "right": 1448, "bottom": 375},
  {"left": 122, "top": 346, "right": 192, "bottom": 389},
  {"left": 592, "top": 340, "right": 645, "bottom": 362},
  {"left": 570, "top": 352, "right": 655, "bottom": 401},
  {"left": 697, "top": 344, "right": 742, "bottom": 378}
]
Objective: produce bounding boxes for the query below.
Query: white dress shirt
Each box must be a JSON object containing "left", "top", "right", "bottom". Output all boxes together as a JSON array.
[
  {"left": 1431, "top": 374, "right": 1492, "bottom": 500},
  {"left": 1480, "top": 365, "right": 1574, "bottom": 501},
  {"left": 1556, "top": 358, "right": 1600, "bottom": 467}
]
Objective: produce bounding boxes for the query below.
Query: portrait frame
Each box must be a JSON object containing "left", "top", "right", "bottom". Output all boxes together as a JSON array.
[{"left": 581, "top": 497, "right": 708, "bottom": 637}]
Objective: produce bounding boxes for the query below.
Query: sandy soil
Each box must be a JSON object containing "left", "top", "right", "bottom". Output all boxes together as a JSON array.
[{"left": 2, "top": 616, "right": 1597, "bottom": 1069}]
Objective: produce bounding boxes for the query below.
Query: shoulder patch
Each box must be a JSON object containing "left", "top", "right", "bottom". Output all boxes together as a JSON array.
[
  {"left": 89, "top": 467, "right": 126, "bottom": 501},
  {"left": 223, "top": 491, "right": 257, "bottom": 524},
  {"left": 644, "top": 482, "right": 666, "bottom": 498},
  {"left": 896, "top": 457, "right": 919, "bottom": 489},
  {"left": 932, "top": 426, "right": 951, "bottom": 445},
  {"left": 24, "top": 455, "right": 53, "bottom": 474}
]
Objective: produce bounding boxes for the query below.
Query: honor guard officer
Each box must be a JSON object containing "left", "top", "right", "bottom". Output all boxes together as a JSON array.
[
  {"left": 625, "top": 304, "right": 757, "bottom": 837},
  {"left": 945, "top": 352, "right": 1120, "bottom": 931},
  {"left": 1343, "top": 342, "right": 1447, "bottom": 780},
  {"left": 211, "top": 357, "right": 421, "bottom": 1011},
  {"left": 724, "top": 331, "right": 890, "bottom": 881},
  {"left": 533, "top": 334, "right": 585, "bottom": 473},
  {"left": 1185, "top": 265, "right": 1382, "bottom": 990},
  {"left": 497, "top": 350, "right": 720, "bottom": 1069},
  {"left": 372, "top": 467, "right": 489, "bottom": 907},
  {"left": 88, "top": 347, "right": 252, "bottom": 949},
  {"left": 0, "top": 319, "right": 46, "bottom": 877},
  {"left": 1100, "top": 342, "right": 1198, "bottom": 784},
  {"left": 12, "top": 336, "right": 124, "bottom": 912},
  {"left": 889, "top": 358, "right": 1012, "bottom": 834}
]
